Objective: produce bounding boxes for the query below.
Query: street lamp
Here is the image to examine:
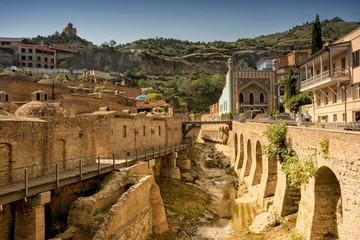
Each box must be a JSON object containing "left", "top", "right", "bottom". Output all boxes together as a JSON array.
[{"left": 337, "top": 83, "right": 352, "bottom": 124}]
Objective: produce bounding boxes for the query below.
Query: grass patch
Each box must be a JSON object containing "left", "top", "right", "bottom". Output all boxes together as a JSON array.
[
  {"left": 99, "top": 172, "right": 114, "bottom": 189},
  {"left": 156, "top": 176, "right": 209, "bottom": 220},
  {"left": 188, "top": 145, "right": 200, "bottom": 162}
]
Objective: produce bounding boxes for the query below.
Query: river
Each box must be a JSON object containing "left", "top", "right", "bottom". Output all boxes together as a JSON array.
[{"left": 191, "top": 142, "right": 264, "bottom": 240}]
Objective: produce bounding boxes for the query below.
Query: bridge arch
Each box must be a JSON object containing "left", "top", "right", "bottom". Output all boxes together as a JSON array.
[
  {"left": 252, "top": 141, "right": 262, "bottom": 185},
  {"left": 234, "top": 133, "right": 238, "bottom": 165},
  {"left": 244, "top": 139, "right": 252, "bottom": 177},
  {"left": 311, "top": 166, "right": 342, "bottom": 239},
  {"left": 237, "top": 134, "right": 244, "bottom": 170}
]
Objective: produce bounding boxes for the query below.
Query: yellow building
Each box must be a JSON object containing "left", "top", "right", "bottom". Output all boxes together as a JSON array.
[{"left": 299, "top": 27, "right": 360, "bottom": 122}]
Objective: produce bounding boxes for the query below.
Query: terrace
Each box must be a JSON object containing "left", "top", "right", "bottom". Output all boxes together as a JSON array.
[{"left": 299, "top": 41, "right": 351, "bottom": 92}]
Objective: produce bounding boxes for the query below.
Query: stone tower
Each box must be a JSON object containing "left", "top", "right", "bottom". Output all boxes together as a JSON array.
[{"left": 63, "top": 23, "right": 77, "bottom": 37}]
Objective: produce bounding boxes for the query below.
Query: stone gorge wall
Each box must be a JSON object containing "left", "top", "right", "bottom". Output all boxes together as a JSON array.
[
  {"left": 200, "top": 122, "right": 360, "bottom": 240},
  {"left": 0, "top": 113, "right": 183, "bottom": 186}
]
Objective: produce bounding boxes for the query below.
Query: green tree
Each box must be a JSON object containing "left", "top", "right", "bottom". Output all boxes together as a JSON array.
[
  {"left": 137, "top": 70, "right": 146, "bottom": 79},
  {"left": 104, "top": 65, "right": 110, "bottom": 73},
  {"left": 109, "top": 39, "right": 116, "bottom": 48},
  {"left": 124, "top": 70, "right": 135, "bottom": 78},
  {"left": 311, "top": 14, "right": 323, "bottom": 55},
  {"left": 59, "top": 61, "right": 67, "bottom": 68},
  {"left": 285, "top": 92, "right": 312, "bottom": 112},
  {"left": 146, "top": 93, "right": 164, "bottom": 101},
  {"left": 282, "top": 66, "right": 296, "bottom": 103}
]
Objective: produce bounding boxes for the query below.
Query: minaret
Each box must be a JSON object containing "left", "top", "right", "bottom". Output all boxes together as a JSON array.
[{"left": 228, "top": 58, "right": 234, "bottom": 113}]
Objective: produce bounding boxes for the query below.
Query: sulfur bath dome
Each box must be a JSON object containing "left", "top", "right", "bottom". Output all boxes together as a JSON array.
[{"left": 15, "top": 101, "right": 62, "bottom": 119}]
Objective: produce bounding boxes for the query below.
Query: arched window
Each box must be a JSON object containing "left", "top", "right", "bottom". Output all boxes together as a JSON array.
[
  {"left": 5, "top": 94, "right": 8, "bottom": 102},
  {"left": 239, "top": 93, "right": 244, "bottom": 103},
  {"left": 36, "top": 93, "right": 41, "bottom": 101},
  {"left": 260, "top": 93, "right": 264, "bottom": 103},
  {"left": 44, "top": 93, "right": 48, "bottom": 101},
  {"left": 249, "top": 93, "right": 254, "bottom": 105}
]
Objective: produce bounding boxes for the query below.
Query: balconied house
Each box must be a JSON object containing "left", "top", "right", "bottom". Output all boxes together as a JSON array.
[
  {"left": 299, "top": 27, "right": 360, "bottom": 122},
  {"left": 272, "top": 51, "right": 310, "bottom": 111}
]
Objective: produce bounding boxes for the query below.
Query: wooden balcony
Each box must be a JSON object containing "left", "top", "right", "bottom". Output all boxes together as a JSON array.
[{"left": 300, "top": 68, "right": 350, "bottom": 92}]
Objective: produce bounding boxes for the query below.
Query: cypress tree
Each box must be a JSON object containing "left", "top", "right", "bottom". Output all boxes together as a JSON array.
[{"left": 311, "top": 14, "right": 323, "bottom": 55}]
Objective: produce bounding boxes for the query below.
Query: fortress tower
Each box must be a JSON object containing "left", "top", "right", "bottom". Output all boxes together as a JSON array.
[{"left": 63, "top": 23, "right": 77, "bottom": 37}]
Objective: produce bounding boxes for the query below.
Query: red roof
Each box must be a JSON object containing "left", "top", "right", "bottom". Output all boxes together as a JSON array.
[{"left": 19, "top": 45, "right": 55, "bottom": 52}]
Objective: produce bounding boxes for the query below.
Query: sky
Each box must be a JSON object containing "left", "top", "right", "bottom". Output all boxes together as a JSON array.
[{"left": 1, "top": 0, "right": 360, "bottom": 45}]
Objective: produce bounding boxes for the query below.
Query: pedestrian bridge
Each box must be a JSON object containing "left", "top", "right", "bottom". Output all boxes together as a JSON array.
[{"left": 182, "top": 120, "right": 232, "bottom": 136}]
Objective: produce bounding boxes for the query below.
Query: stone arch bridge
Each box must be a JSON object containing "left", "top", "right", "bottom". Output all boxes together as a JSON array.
[{"left": 200, "top": 121, "right": 360, "bottom": 240}]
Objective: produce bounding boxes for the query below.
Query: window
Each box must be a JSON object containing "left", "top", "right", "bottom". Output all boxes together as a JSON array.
[
  {"left": 37, "top": 56, "right": 41, "bottom": 61},
  {"left": 36, "top": 93, "right": 41, "bottom": 100},
  {"left": 325, "top": 93, "right": 328, "bottom": 105},
  {"left": 123, "top": 125, "right": 127, "bottom": 138},
  {"left": 21, "top": 56, "right": 25, "bottom": 60},
  {"left": 21, "top": 48, "right": 25, "bottom": 53},
  {"left": 37, "top": 64, "right": 41, "bottom": 68},
  {"left": 353, "top": 50, "right": 360, "bottom": 67},
  {"left": 260, "top": 93, "right": 264, "bottom": 103},
  {"left": 45, "top": 58, "right": 48, "bottom": 62},
  {"left": 28, "top": 63, "right": 32, "bottom": 67},
  {"left": 249, "top": 93, "right": 254, "bottom": 105},
  {"left": 44, "top": 65, "right": 48, "bottom": 68},
  {"left": 355, "top": 84, "right": 360, "bottom": 99},
  {"left": 333, "top": 114, "right": 337, "bottom": 122},
  {"left": 143, "top": 126, "right": 146, "bottom": 136},
  {"left": 239, "top": 93, "right": 244, "bottom": 103},
  {"left": 21, "top": 62, "right": 25, "bottom": 66},
  {"left": 341, "top": 57, "right": 346, "bottom": 69},
  {"left": 29, "top": 49, "right": 33, "bottom": 53},
  {"left": 28, "top": 56, "right": 32, "bottom": 60},
  {"left": 51, "top": 58, "right": 54, "bottom": 63},
  {"left": 44, "top": 93, "right": 48, "bottom": 101},
  {"left": 158, "top": 126, "right": 161, "bottom": 136},
  {"left": 333, "top": 90, "right": 337, "bottom": 103}
]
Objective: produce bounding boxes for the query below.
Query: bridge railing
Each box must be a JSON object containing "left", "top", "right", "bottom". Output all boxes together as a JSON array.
[{"left": 0, "top": 138, "right": 193, "bottom": 189}]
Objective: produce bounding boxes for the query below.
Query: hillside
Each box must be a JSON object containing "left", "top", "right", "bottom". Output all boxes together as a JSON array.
[
  {"left": 116, "top": 17, "right": 360, "bottom": 69},
  {"left": 28, "top": 17, "right": 360, "bottom": 76}
]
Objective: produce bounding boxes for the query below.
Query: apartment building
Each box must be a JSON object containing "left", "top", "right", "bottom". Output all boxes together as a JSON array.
[
  {"left": 256, "top": 57, "right": 274, "bottom": 70},
  {"left": 0, "top": 38, "right": 29, "bottom": 67},
  {"left": 299, "top": 27, "right": 360, "bottom": 122},
  {"left": 17, "top": 45, "right": 56, "bottom": 69}
]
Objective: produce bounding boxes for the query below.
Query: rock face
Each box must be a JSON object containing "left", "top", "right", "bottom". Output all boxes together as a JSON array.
[
  {"left": 249, "top": 212, "right": 277, "bottom": 234},
  {"left": 61, "top": 48, "right": 256, "bottom": 76}
]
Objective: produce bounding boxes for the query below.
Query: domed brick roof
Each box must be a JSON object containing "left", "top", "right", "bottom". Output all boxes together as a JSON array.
[
  {"left": 15, "top": 101, "right": 62, "bottom": 119},
  {"left": 37, "top": 79, "right": 69, "bottom": 89}
]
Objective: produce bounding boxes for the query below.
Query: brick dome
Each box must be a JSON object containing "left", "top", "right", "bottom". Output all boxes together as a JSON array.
[
  {"left": 15, "top": 101, "right": 62, "bottom": 119},
  {"left": 37, "top": 79, "right": 68, "bottom": 89}
]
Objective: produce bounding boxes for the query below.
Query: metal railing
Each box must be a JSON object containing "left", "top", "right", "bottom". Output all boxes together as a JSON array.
[{"left": 0, "top": 138, "right": 193, "bottom": 201}]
